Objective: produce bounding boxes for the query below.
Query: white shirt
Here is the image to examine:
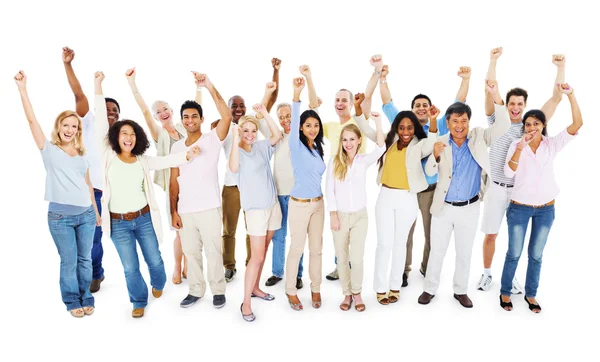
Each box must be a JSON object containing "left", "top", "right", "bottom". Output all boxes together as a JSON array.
[
  {"left": 273, "top": 132, "right": 294, "bottom": 195},
  {"left": 326, "top": 145, "right": 386, "bottom": 212},
  {"left": 222, "top": 128, "right": 239, "bottom": 186},
  {"left": 81, "top": 111, "right": 103, "bottom": 190}
]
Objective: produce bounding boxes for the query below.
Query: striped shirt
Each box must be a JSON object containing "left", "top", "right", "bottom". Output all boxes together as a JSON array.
[{"left": 488, "top": 113, "right": 523, "bottom": 185}]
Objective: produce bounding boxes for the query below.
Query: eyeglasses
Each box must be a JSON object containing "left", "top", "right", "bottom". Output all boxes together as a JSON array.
[{"left": 278, "top": 114, "right": 292, "bottom": 120}]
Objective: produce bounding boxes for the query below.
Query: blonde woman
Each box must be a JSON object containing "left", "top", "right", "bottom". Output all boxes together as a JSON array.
[
  {"left": 326, "top": 114, "right": 385, "bottom": 312},
  {"left": 126, "top": 68, "right": 202, "bottom": 284},
  {"left": 15, "top": 70, "right": 101, "bottom": 318},
  {"left": 229, "top": 104, "right": 283, "bottom": 322}
]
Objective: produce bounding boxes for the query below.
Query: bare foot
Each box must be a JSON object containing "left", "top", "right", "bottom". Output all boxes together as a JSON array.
[{"left": 172, "top": 268, "right": 182, "bottom": 284}]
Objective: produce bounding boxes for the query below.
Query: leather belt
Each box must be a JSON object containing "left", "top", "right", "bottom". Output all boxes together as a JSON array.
[
  {"left": 445, "top": 195, "right": 479, "bottom": 207},
  {"left": 493, "top": 181, "right": 514, "bottom": 188},
  {"left": 290, "top": 196, "right": 323, "bottom": 203},
  {"left": 110, "top": 204, "right": 150, "bottom": 221},
  {"left": 511, "top": 200, "right": 555, "bottom": 208}
]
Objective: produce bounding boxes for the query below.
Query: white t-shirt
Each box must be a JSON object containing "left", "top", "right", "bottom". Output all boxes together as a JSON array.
[
  {"left": 81, "top": 111, "right": 103, "bottom": 190},
  {"left": 171, "top": 129, "right": 223, "bottom": 214}
]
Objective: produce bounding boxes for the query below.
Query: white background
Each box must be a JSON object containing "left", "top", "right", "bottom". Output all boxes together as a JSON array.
[{"left": 1, "top": 0, "right": 597, "bottom": 361}]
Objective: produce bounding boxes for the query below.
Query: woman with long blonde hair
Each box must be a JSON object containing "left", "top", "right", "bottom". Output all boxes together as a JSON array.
[
  {"left": 326, "top": 113, "right": 385, "bottom": 312},
  {"left": 15, "top": 70, "right": 101, "bottom": 318}
]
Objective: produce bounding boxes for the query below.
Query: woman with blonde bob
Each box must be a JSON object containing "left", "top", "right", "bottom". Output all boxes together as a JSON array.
[
  {"left": 15, "top": 70, "right": 101, "bottom": 318},
  {"left": 229, "top": 104, "right": 283, "bottom": 322},
  {"left": 326, "top": 113, "right": 385, "bottom": 312}
]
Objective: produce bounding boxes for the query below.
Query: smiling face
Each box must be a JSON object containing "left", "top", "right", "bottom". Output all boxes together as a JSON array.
[
  {"left": 334, "top": 90, "right": 352, "bottom": 118},
  {"left": 153, "top": 101, "right": 173, "bottom": 125},
  {"left": 106, "top": 101, "right": 120, "bottom": 126},
  {"left": 118, "top": 124, "right": 136, "bottom": 153},
  {"left": 229, "top": 96, "right": 246, "bottom": 123},
  {"left": 523, "top": 116, "right": 544, "bottom": 141},
  {"left": 507, "top": 95, "right": 526, "bottom": 122},
  {"left": 412, "top": 98, "right": 430, "bottom": 125},
  {"left": 277, "top": 106, "right": 292, "bottom": 133},
  {"left": 240, "top": 121, "right": 258, "bottom": 146},
  {"left": 341, "top": 129, "right": 361, "bottom": 156},
  {"left": 58, "top": 116, "right": 80, "bottom": 144},
  {"left": 397, "top": 118, "right": 415, "bottom": 147},
  {"left": 181, "top": 108, "right": 203, "bottom": 133},
  {"left": 301, "top": 116, "right": 320, "bottom": 142},
  {"left": 448, "top": 112, "right": 470, "bottom": 144}
]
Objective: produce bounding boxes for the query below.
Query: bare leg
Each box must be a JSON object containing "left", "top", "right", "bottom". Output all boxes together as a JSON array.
[
  {"left": 243, "top": 235, "right": 267, "bottom": 315},
  {"left": 253, "top": 230, "right": 274, "bottom": 296},
  {"left": 483, "top": 233, "right": 498, "bottom": 269},
  {"left": 172, "top": 232, "right": 184, "bottom": 284}
]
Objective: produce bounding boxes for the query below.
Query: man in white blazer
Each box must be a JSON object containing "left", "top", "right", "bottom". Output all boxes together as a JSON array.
[{"left": 417, "top": 83, "right": 509, "bottom": 308}]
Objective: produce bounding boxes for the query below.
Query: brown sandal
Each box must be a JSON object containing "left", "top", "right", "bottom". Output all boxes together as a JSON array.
[
  {"left": 339, "top": 297, "right": 352, "bottom": 311},
  {"left": 353, "top": 293, "right": 366, "bottom": 312},
  {"left": 389, "top": 290, "right": 400, "bottom": 303},
  {"left": 377, "top": 292, "right": 390, "bottom": 305}
]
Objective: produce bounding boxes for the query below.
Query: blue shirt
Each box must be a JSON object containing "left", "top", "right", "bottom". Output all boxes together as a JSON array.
[
  {"left": 290, "top": 102, "right": 326, "bottom": 198},
  {"left": 445, "top": 136, "right": 481, "bottom": 202},
  {"left": 382, "top": 100, "right": 452, "bottom": 185}
]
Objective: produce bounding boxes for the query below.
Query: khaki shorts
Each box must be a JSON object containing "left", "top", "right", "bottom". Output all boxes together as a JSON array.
[
  {"left": 481, "top": 181, "right": 513, "bottom": 234},
  {"left": 245, "top": 202, "right": 283, "bottom": 236}
]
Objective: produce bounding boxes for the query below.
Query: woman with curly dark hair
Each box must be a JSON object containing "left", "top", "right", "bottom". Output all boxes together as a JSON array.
[{"left": 94, "top": 71, "right": 199, "bottom": 318}]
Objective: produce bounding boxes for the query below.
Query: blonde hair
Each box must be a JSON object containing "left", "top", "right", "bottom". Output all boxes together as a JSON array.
[
  {"left": 333, "top": 124, "right": 362, "bottom": 181},
  {"left": 238, "top": 116, "right": 260, "bottom": 146},
  {"left": 51, "top": 111, "right": 85, "bottom": 155}
]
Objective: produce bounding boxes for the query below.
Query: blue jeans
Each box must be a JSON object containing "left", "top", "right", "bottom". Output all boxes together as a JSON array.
[
  {"left": 501, "top": 203, "right": 555, "bottom": 297},
  {"left": 47, "top": 206, "right": 96, "bottom": 311},
  {"left": 110, "top": 211, "right": 166, "bottom": 309},
  {"left": 92, "top": 189, "right": 104, "bottom": 280},
  {"left": 271, "top": 195, "right": 303, "bottom": 278}
]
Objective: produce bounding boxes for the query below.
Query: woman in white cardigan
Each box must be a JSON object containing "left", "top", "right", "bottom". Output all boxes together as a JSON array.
[
  {"left": 125, "top": 68, "right": 202, "bottom": 285},
  {"left": 94, "top": 72, "right": 199, "bottom": 318},
  {"left": 355, "top": 103, "right": 438, "bottom": 305}
]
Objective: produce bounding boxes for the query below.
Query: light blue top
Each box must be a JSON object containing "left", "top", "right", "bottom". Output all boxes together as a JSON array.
[
  {"left": 445, "top": 136, "right": 481, "bottom": 202},
  {"left": 382, "top": 99, "right": 454, "bottom": 185},
  {"left": 238, "top": 140, "right": 277, "bottom": 211},
  {"left": 41, "top": 140, "right": 92, "bottom": 207},
  {"left": 290, "top": 101, "right": 326, "bottom": 198}
]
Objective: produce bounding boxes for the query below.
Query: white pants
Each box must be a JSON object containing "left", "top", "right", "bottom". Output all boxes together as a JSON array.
[
  {"left": 424, "top": 201, "right": 481, "bottom": 295},
  {"left": 374, "top": 187, "right": 417, "bottom": 293},
  {"left": 481, "top": 182, "right": 513, "bottom": 234}
]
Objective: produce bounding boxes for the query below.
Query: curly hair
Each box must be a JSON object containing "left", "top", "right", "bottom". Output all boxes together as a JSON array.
[{"left": 107, "top": 119, "right": 150, "bottom": 155}]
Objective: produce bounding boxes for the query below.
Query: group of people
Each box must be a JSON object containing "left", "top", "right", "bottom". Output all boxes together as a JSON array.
[{"left": 16, "top": 46, "right": 581, "bottom": 321}]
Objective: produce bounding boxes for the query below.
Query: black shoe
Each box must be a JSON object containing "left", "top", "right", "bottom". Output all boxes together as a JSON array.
[
  {"left": 225, "top": 269, "right": 237, "bottom": 283},
  {"left": 296, "top": 278, "right": 303, "bottom": 289},
  {"left": 524, "top": 295, "right": 542, "bottom": 313},
  {"left": 180, "top": 294, "right": 201, "bottom": 308},
  {"left": 265, "top": 275, "right": 282, "bottom": 287},
  {"left": 419, "top": 268, "right": 426, "bottom": 277},
  {"left": 499, "top": 295, "right": 513, "bottom": 311},
  {"left": 213, "top": 294, "right": 226, "bottom": 308},
  {"left": 402, "top": 273, "right": 408, "bottom": 287}
]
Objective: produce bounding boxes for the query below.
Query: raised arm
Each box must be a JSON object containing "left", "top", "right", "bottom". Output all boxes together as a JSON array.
[
  {"left": 228, "top": 126, "right": 240, "bottom": 173},
  {"left": 15, "top": 71, "right": 46, "bottom": 150},
  {"left": 192, "top": 71, "right": 203, "bottom": 105},
  {"left": 352, "top": 93, "right": 376, "bottom": 142},
  {"left": 266, "top": 58, "right": 281, "bottom": 112},
  {"left": 258, "top": 82, "right": 277, "bottom": 137},
  {"left": 558, "top": 84, "right": 582, "bottom": 135},
  {"left": 484, "top": 81, "right": 510, "bottom": 145},
  {"left": 94, "top": 71, "right": 110, "bottom": 151},
  {"left": 125, "top": 68, "right": 160, "bottom": 142},
  {"left": 359, "top": 112, "right": 387, "bottom": 165},
  {"left": 379, "top": 65, "right": 392, "bottom": 104},
  {"left": 485, "top": 47, "right": 503, "bottom": 116},
  {"left": 299, "top": 65, "right": 318, "bottom": 109},
  {"left": 363, "top": 54, "right": 384, "bottom": 119},
  {"left": 455, "top": 66, "right": 471, "bottom": 103},
  {"left": 254, "top": 103, "right": 282, "bottom": 145},
  {"left": 62, "top": 47, "right": 89, "bottom": 117},
  {"left": 540, "top": 54, "right": 566, "bottom": 121},
  {"left": 195, "top": 73, "right": 232, "bottom": 141},
  {"left": 169, "top": 167, "right": 183, "bottom": 229},
  {"left": 290, "top": 77, "right": 305, "bottom": 150}
]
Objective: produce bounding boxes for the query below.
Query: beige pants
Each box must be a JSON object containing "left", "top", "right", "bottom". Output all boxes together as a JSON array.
[
  {"left": 179, "top": 208, "right": 226, "bottom": 297},
  {"left": 285, "top": 199, "right": 324, "bottom": 295},
  {"left": 332, "top": 208, "right": 368, "bottom": 295}
]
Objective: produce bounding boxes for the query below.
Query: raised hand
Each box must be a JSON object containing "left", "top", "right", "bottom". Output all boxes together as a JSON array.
[
  {"left": 14, "top": 70, "right": 27, "bottom": 89},
  {"left": 293, "top": 77, "right": 305, "bottom": 92},
  {"left": 94, "top": 71, "right": 105, "bottom": 84},
  {"left": 457, "top": 66, "right": 471, "bottom": 79},
  {"left": 231, "top": 124, "right": 240, "bottom": 141},
  {"left": 552, "top": 54, "right": 566, "bottom": 67},
  {"left": 299, "top": 65, "right": 311, "bottom": 78},
  {"left": 272, "top": 58, "right": 281, "bottom": 70},
  {"left": 490, "top": 47, "right": 503, "bottom": 60},
  {"left": 317, "top": 97, "right": 323, "bottom": 107},
  {"left": 381, "top": 65, "right": 389, "bottom": 79},
  {"left": 265, "top": 81, "right": 277, "bottom": 94},
  {"left": 186, "top": 145, "right": 201, "bottom": 160},
  {"left": 429, "top": 105, "right": 440, "bottom": 120},
  {"left": 485, "top": 79, "right": 498, "bottom": 95},
  {"left": 371, "top": 111, "right": 382, "bottom": 124},
  {"left": 557, "top": 83, "right": 573, "bottom": 95},
  {"left": 433, "top": 141, "right": 446, "bottom": 159},
  {"left": 62, "top": 47, "right": 75, "bottom": 64},
  {"left": 253, "top": 103, "right": 268, "bottom": 116},
  {"left": 354, "top": 93, "right": 365, "bottom": 107},
  {"left": 370, "top": 54, "right": 383, "bottom": 71},
  {"left": 193, "top": 72, "right": 211, "bottom": 88},
  {"left": 125, "top": 67, "right": 136, "bottom": 81}
]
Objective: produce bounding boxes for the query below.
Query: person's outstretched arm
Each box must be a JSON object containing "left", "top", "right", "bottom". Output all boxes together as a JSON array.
[
  {"left": 62, "top": 47, "right": 89, "bottom": 117},
  {"left": 15, "top": 71, "right": 46, "bottom": 150}
]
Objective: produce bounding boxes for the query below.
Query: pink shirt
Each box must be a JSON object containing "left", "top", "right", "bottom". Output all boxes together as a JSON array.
[
  {"left": 326, "top": 145, "right": 386, "bottom": 212},
  {"left": 171, "top": 130, "right": 223, "bottom": 214},
  {"left": 504, "top": 128, "right": 577, "bottom": 205}
]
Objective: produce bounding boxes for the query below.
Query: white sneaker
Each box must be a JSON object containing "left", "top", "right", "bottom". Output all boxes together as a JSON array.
[
  {"left": 511, "top": 277, "right": 524, "bottom": 294},
  {"left": 476, "top": 274, "right": 492, "bottom": 291}
]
